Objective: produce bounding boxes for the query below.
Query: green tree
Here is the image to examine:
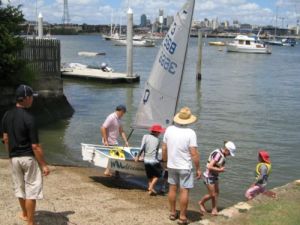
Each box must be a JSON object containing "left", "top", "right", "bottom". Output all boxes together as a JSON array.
[{"left": 0, "top": 2, "right": 25, "bottom": 85}]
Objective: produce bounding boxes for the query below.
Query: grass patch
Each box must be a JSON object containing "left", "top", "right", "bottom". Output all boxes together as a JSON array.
[{"left": 217, "top": 185, "right": 300, "bottom": 225}]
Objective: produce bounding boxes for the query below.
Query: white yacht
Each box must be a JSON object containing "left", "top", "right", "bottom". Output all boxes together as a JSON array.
[
  {"left": 112, "top": 38, "right": 155, "bottom": 47},
  {"left": 227, "top": 35, "right": 271, "bottom": 54},
  {"left": 109, "top": 34, "right": 156, "bottom": 47}
]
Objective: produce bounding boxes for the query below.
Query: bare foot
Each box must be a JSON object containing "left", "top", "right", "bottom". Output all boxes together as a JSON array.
[
  {"left": 198, "top": 201, "right": 207, "bottom": 215},
  {"left": 19, "top": 213, "right": 28, "bottom": 221},
  {"left": 211, "top": 209, "right": 218, "bottom": 216},
  {"left": 148, "top": 189, "right": 157, "bottom": 196},
  {"left": 104, "top": 172, "right": 113, "bottom": 177},
  {"left": 263, "top": 191, "right": 277, "bottom": 199}
]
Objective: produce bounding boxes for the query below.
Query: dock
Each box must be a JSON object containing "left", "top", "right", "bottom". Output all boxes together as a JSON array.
[{"left": 61, "top": 67, "right": 140, "bottom": 83}]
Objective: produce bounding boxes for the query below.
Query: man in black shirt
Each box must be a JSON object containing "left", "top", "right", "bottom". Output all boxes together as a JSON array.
[{"left": 2, "top": 84, "right": 50, "bottom": 225}]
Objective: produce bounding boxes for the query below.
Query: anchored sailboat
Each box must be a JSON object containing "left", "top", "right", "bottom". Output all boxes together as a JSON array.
[{"left": 81, "top": 0, "right": 195, "bottom": 176}]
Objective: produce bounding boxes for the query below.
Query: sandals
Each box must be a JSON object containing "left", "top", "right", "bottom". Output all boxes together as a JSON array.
[
  {"left": 169, "top": 212, "right": 178, "bottom": 221},
  {"left": 177, "top": 219, "right": 188, "bottom": 225},
  {"left": 169, "top": 212, "right": 188, "bottom": 225}
]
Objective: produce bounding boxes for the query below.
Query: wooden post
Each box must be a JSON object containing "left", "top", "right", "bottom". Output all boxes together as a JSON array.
[{"left": 196, "top": 30, "right": 203, "bottom": 80}]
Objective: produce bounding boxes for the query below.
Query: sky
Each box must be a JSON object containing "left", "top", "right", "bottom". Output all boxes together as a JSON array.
[{"left": 2, "top": 0, "right": 300, "bottom": 27}]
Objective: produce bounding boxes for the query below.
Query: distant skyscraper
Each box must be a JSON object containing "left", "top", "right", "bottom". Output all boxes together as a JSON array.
[
  {"left": 166, "top": 16, "right": 174, "bottom": 27},
  {"left": 212, "top": 17, "right": 219, "bottom": 30},
  {"left": 224, "top": 20, "right": 229, "bottom": 29},
  {"left": 163, "top": 17, "right": 167, "bottom": 26},
  {"left": 233, "top": 20, "right": 240, "bottom": 28},
  {"left": 158, "top": 9, "right": 164, "bottom": 28},
  {"left": 146, "top": 19, "right": 151, "bottom": 26},
  {"left": 159, "top": 9, "right": 164, "bottom": 17},
  {"left": 140, "top": 14, "right": 147, "bottom": 27}
]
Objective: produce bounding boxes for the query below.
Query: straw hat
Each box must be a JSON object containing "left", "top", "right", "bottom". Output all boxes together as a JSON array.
[{"left": 173, "top": 107, "right": 197, "bottom": 125}]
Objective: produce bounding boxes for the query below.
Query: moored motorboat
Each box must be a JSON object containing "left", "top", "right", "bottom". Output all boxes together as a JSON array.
[
  {"left": 112, "top": 39, "right": 155, "bottom": 47},
  {"left": 209, "top": 41, "right": 225, "bottom": 46},
  {"left": 102, "top": 33, "right": 126, "bottom": 41},
  {"left": 282, "top": 38, "right": 296, "bottom": 47},
  {"left": 227, "top": 35, "right": 271, "bottom": 54},
  {"left": 61, "top": 63, "right": 139, "bottom": 83},
  {"left": 78, "top": 51, "right": 106, "bottom": 56},
  {"left": 263, "top": 39, "right": 283, "bottom": 46}
]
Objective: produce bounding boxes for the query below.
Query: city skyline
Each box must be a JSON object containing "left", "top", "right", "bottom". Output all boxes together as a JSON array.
[{"left": 2, "top": 0, "right": 300, "bottom": 27}]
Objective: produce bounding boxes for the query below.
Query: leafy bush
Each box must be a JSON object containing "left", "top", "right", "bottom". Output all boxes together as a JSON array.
[{"left": 0, "top": 3, "right": 26, "bottom": 85}]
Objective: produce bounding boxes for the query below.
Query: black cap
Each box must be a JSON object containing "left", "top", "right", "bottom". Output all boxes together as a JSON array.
[
  {"left": 116, "top": 104, "right": 127, "bottom": 112},
  {"left": 16, "top": 84, "right": 38, "bottom": 100}
]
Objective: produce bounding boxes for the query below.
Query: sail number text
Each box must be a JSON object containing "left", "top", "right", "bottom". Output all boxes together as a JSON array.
[
  {"left": 163, "top": 34, "right": 177, "bottom": 55},
  {"left": 159, "top": 22, "right": 177, "bottom": 74},
  {"left": 159, "top": 52, "right": 177, "bottom": 75}
]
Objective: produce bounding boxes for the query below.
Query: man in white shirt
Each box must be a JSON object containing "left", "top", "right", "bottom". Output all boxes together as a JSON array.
[{"left": 162, "top": 107, "right": 201, "bottom": 224}]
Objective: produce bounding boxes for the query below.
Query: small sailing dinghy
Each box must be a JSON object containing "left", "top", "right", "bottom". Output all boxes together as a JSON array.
[{"left": 81, "top": 0, "right": 195, "bottom": 176}]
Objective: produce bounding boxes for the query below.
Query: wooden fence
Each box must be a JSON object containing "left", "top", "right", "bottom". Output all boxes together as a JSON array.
[{"left": 19, "top": 38, "right": 61, "bottom": 76}]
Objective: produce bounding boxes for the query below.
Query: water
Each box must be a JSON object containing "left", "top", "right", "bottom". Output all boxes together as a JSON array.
[{"left": 2, "top": 35, "right": 300, "bottom": 208}]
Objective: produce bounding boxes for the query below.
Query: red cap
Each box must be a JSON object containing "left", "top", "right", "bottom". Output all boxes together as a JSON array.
[
  {"left": 258, "top": 150, "right": 270, "bottom": 163},
  {"left": 149, "top": 124, "right": 165, "bottom": 133}
]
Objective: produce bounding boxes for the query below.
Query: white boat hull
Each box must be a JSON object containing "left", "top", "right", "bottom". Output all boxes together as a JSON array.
[
  {"left": 107, "top": 159, "right": 146, "bottom": 176},
  {"left": 60, "top": 63, "right": 140, "bottom": 82},
  {"left": 209, "top": 41, "right": 225, "bottom": 46},
  {"left": 112, "top": 39, "right": 155, "bottom": 47},
  {"left": 227, "top": 44, "right": 271, "bottom": 54},
  {"left": 78, "top": 51, "right": 105, "bottom": 56},
  {"left": 81, "top": 143, "right": 148, "bottom": 177}
]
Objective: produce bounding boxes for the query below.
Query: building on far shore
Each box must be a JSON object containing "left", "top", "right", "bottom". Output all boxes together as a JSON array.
[{"left": 20, "top": 16, "right": 300, "bottom": 37}]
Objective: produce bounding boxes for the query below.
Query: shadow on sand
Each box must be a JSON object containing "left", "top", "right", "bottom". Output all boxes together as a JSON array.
[
  {"left": 186, "top": 209, "right": 203, "bottom": 223},
  {"left": 35, "top": 210, "right": 75, "bottom": 225},
  {"left": 89, "top": 175, "right": 147, "bottom": 190}
]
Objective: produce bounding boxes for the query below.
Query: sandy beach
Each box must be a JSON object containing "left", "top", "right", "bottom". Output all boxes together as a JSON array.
[
  {"left": 1, "top": 158, "right": 300, "bottom": 225},
  {"left": 0, "top": 158, "right": 202, "bottom": 225}
]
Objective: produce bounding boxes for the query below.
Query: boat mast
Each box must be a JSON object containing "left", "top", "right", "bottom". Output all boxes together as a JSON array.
[
  {"left": 174, "top": 0, "right": 195, "bottom": 119},
  {"left": 119, "top": 13, "right": 122, "bottom": 36},
  {"left": 110, "top": 10, "right": 113, "bottom": 36},
  {"left": 35, "top": 0, "right": 38, "bottom": 36},
  {"left": 275, "top": 6, "right": 278, "bottom": 39}
]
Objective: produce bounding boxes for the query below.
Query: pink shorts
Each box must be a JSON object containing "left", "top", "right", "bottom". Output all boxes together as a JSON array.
[{"left": 245, "top": 185, "right": 265, "bottom": 199}]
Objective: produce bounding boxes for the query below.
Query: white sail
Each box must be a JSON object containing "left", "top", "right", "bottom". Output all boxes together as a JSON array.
[{"left": 133, "top": 0, "right": 195, "bottom": 129}]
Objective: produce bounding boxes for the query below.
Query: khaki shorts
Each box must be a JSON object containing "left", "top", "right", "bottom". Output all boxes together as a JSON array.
[
  {"left": 168, "top": 168, "right": 194, "bottom": 189},
  {"left": 10, "top": 156, "right": 43, "bottom": 199}
]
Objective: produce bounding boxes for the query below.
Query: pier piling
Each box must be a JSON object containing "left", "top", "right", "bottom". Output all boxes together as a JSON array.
[
  {"left": 127, "top": 8, "right": 133, "bottom": 77},
  {"left": 38, "top": 13, "right": 43, "bottom": 39},
  {"left": 196, "top": 30, "right": 203, "bottom": 80}
]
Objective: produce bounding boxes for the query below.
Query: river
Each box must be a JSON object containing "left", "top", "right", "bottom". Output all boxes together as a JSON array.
[{"left": 2, "top": 35, "right": 300, "bottom": 208}]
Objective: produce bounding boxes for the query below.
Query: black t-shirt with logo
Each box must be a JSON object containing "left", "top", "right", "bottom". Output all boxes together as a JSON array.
[{"left": 2, "top": 107, "right": 39, "bottom": 158}]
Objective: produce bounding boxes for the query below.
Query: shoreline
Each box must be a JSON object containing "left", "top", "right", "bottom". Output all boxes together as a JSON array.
[
  {"left": 0, "top": 158, "right": 201, "bottom": 225},
  {"left": 1, "top": 158, "right": 299, "bottom": 225}
]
